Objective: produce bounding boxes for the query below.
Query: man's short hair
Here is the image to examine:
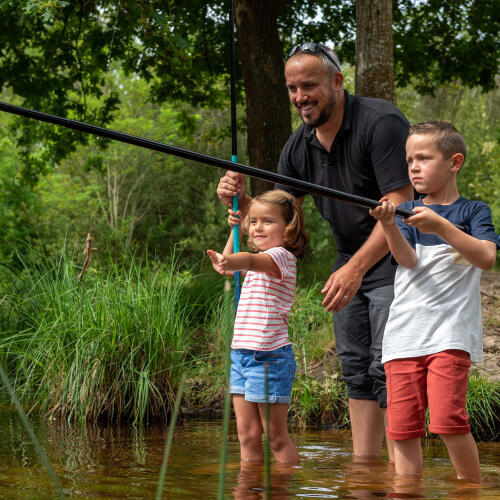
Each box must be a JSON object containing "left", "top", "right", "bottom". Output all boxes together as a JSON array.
[
  {"left": 408, "top": 121, "right": 467, "bottom": 162},
  {"left": 319, "top": 45, "right": 342, "bottom": 76},
  {"left": 287, "top": 43, "right": 341, "bottom": 77}
]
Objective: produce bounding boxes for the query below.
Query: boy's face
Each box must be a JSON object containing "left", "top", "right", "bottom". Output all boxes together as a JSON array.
[{"left": 405, "top": 134, "right": 461, "bottom": 195}]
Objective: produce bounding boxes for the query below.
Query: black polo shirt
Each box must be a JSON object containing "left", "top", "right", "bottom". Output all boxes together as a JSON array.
[{"left": 276, "top": 90, "right": 411, "bottom": 290}]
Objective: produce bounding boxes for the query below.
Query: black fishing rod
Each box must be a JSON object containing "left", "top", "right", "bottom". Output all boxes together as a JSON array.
[
  {"left": 0, "top": 100, "right": 466, "bottom": 229},
  {"left": 228, "top": 0, "right": 241, "bottom": 309}
]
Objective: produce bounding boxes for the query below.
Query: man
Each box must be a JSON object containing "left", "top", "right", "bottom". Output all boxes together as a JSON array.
[{"left": 217, "top": 43, "right": 414, "bottom": 460}]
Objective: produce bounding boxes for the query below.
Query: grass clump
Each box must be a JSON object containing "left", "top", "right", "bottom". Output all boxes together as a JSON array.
[
  {"left": 466, "top": 370, "right": 499, "bottom": 441},
  {"left": 1, "top": 250, "right": 193, "bottom": 424},
  {"left": 291, "top": 372, "right": 349, "bottom": 428}
]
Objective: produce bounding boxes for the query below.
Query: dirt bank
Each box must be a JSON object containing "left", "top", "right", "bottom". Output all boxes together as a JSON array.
[{"left": 477, "top": 270, "right": 500, "bottom": 381}]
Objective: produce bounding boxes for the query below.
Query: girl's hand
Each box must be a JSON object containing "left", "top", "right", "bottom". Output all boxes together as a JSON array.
[
  {"left": 228, "top": 209, "right": 241, "bottom": 227},
  {"left": 207, "top": 250, "right": 230, "bottom": 275},
  {"left": 369, "top": 197, "right": 396, "bottom": 226}
]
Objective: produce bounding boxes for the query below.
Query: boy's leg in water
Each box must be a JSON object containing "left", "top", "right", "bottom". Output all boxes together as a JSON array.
[
  {"left": 439, "top": 433, "right": 481, "bottom": 482},
  {"left": 233, "top": 395, "right": 264, "bottom": 462},
  {"left": 258, "top": 403, "right": 300, "bottom": 463},
  {"left": 393, "top": 438, "right": 423, "bottom": 476},
  {"left": 426, "top": 350, "right": 480, "bottom": 482}
]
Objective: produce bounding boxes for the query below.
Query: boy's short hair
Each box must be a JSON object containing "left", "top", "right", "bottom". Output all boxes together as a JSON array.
[{"left": 408, "top": 121, "right": 467, "bottom": 162}]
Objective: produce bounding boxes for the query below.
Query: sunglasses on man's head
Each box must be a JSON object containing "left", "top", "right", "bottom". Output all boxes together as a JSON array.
[{"left": 286, "top": 43, "right": 341, "bottom": 72}]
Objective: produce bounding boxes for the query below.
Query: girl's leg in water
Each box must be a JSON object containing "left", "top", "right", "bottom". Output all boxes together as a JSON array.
[
  {"left": 233, "top": 395, "right": 264, "bottom": 462},
  {"left": 258, "top": 403, "right": 300, "bottom": 463}
]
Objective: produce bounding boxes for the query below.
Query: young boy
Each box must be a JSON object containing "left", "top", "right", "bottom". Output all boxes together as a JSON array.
[{"left": 369, "top": 121, "right": 499, "bottom": 482}]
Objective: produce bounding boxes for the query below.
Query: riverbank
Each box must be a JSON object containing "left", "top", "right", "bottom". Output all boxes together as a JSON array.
[{"left": 1, "top": 255, "right": 498, "bottom": 440}]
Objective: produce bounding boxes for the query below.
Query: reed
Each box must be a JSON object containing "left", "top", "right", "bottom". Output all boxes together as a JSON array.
[
  {"left": 156, "top": 371, "right": 186, "bottom": 500},
  {"left": 0, "top": 362, "right": 66, "bottom": 498},
  {"left": 1, "top": 250, "right": 193, "bottom": 424},
  {"left": 217, "top": 280, "right": 234, "bottom": 499}
]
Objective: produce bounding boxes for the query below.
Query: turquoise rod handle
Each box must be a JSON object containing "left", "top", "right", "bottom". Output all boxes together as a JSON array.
[{"left": 232, "top": 156, "right": 241, "bottom": 309}]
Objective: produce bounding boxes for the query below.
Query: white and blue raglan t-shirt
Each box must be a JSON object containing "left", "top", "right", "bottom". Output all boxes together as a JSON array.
[{"left": 382, "top": 197, "right": 499, "bottom": 364}]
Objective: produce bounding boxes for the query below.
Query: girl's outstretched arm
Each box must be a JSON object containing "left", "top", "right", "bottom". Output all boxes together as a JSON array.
[
  {"left": 207, "top": 250, "right": 281, "bottom": 279},
  {"left": 207, "top": 209, "right": 244, "bottom": 277}
]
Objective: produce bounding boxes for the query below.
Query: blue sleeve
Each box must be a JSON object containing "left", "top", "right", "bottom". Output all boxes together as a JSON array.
[
  {"left": 395, "top": 201, "right": 416, "bottom": 249},
  {"left": 469, "top": 202, "right": 500, "bottom": 248}
]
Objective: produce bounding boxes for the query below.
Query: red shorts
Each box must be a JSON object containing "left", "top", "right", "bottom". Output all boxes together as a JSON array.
[{"left": 384, "top": 350, "right": 471, "bottom": 440}]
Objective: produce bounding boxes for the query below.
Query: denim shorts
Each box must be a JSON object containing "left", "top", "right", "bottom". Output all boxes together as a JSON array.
[{"left": 230, "top": 345, "right": 296, "bottom": 404}]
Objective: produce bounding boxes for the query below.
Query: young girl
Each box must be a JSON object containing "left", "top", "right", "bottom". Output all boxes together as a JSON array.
[{"left": 207, "top": 189, "right": 310, "bottom": 463}]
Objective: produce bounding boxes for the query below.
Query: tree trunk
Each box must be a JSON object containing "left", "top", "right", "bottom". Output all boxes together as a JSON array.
[
  {"left": 355, "top": 0, "right": 396, "bottom": 104},
  {"left": 234, "top": 0, "right": 292, "bottom": 196}
]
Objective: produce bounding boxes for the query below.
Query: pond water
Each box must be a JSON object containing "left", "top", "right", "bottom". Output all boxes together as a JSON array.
[{"left": 0, "top": 410, "right": 498, "bottom": 498}]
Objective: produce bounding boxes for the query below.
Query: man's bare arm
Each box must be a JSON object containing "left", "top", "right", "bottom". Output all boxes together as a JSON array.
[{"left": 321, "top": 184, "right": 414, "bottom": 312}]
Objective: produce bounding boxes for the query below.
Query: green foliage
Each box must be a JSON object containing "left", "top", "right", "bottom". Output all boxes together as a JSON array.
[
  {"left": 0, "top": 114, "right": 37, "bottom": 263},
  {"left": 27, "top": 70, "right": 235, "bottom": 266},
  {"left": 465, "top": 371, "right": 499, "bottom": 442},
  {"left": 0, "top": 0, "right": 121, "bottom": 180},
  {"left": 291, "top": 373, "right": 349, "bottom": 428},
  {"left": 289, "top": 283, "right": 333, "bottom": 370},
  {"left": 393, "top": 1, "right": 499, "bottom": 93},
  {"left": 1, "top": 248, "right": 194, "bottom": 424}
]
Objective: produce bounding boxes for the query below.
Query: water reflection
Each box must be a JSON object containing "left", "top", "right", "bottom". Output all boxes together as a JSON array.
[
  {"left": 233, "top": 462, "right": 297, "bottom": 498},
  {"left": 0, "top": 411, "right": 498, "bottom": 498}
]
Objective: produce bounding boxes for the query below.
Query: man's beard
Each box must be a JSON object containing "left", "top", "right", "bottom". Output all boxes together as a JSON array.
[{"left": 300, "top": 92, "right": 336, "bottom": 128}]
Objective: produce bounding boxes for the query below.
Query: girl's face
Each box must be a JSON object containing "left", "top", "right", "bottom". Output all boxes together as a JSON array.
[{"left": 248, "top": 201, "right": 286, "bottom": 251}]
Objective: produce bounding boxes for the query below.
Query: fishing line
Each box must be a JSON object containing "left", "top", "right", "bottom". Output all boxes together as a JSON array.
[{"left": 106, "top": 0, "right": 122, "bottom": 71}]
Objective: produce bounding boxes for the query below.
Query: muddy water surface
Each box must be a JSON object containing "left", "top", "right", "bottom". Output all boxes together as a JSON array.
[{"left": 0, "top": 411, "right": 498, "bottom": 498}]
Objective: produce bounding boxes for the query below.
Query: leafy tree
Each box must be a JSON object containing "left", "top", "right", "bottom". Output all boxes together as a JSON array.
[
  {"left": 1, "top": 1, "right": 497, "bottom": 186},
  {"left": 0, "top": 112, "right": 37, "bottom": 263},
  {"left": 32, "top": 70, "right": 237, "bottom": 264}
]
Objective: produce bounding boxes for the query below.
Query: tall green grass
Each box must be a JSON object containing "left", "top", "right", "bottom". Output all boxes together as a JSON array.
[
  {"left": 1, "top": 249, "right": 498, "bottom": 442},
  {"left": 1, "top": 250, "right": 194, "bottom": 424},
  {"left": 466, "top": 371, "right": 499, "bottom": 441}
]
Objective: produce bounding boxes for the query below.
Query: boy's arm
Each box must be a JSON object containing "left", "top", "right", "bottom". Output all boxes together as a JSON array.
[
  {"left": 370, "top": 199, "right": 418, "bottom": 269},
  {"left": 408, "top": 207, "right": 497, "bottom": 270}
]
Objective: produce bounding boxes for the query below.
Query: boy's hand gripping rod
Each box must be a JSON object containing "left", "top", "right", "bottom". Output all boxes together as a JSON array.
[{"left": 0, "top": 101, "right": 466, "bottom": 231}]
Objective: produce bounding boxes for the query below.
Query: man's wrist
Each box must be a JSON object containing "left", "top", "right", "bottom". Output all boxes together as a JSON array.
[
  {"left": 239, "top": 193, "right": 251, "bottom": 215},
  {"left": 343, "top": 256, "right": 368, "bottom": 278}
]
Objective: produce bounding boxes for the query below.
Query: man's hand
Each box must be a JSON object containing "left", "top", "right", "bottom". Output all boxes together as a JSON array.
[
  {"left": 217, "top": 171, "right": 247, "bottom": 208},
  {"left": 321, "top": 263, "right": 363, "bottom": 312}
]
